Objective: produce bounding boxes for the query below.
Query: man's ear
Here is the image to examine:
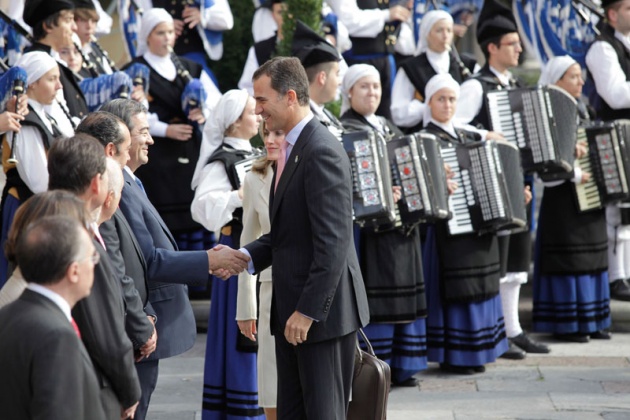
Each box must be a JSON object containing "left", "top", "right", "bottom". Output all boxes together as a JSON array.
[
  {"left": 104, "top": 143, "right": 117, "bottom": 158},
  {"left": 286, "top": 89, "right": 298, "bottom": 105},
  {"left": 317, "top": 70, "right": 327, "bottom": 87},
  {"left": 488, "top": 42, "right": 499, "bottom": 56}
]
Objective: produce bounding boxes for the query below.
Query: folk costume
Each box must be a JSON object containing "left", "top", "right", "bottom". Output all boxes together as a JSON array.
[
  {"left": 341, "top": 64, "right": 428, "bottom": 384},
  {"left": 191, "top": 89, "right": 264, "bottom": 420},
  {"left": 533, "top": 56, "right": 611, "bottom": 338},
  {"left": 421, "top": 74, "right": 508, "bottom": 373}
]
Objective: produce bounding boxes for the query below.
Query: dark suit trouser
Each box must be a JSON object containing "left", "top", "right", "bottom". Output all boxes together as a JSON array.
[
  {"left": 134, "top": 359, "right": 159, "bottom": 420},
  {"left": 275, "top": 331, "right": 356, "bottom": 420}
]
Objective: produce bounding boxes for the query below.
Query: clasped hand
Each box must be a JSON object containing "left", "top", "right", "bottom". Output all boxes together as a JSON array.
[{"left": 207, "top": 244, "right": 250, "bottom": 279}]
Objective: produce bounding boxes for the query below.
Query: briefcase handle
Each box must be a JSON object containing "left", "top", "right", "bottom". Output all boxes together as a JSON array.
[{"left": 356, "top": 328, "right": 375, "bottom": 356}]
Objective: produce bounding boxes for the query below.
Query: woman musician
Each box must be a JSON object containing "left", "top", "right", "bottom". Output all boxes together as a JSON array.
[
  {"left": 391, "top": 9, "right": 475, "bottom": 133},
  {"left": 340, "top": 64, "right": 428, "bottom": 386},
  {"left": 532, "top": 56, "right": 611, "bottom": 343},
  {"left": 0, "top": 52, "right": 63, "bottom": 287},
  {"left": 126, "top": 7, "right": 221, "bottom": 251},
  {"left": 421, "top": 73, "right": 509, "bottom": 375}
]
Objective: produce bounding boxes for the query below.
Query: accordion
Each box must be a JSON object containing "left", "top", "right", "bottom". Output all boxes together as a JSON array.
[
  {"left": 343, "top": 130, "right": 396, "bottom": 228},
  {"left": 487, "top": 85, "right": 577, "bottom": 176},
  {"left": 387, "top": 133, "right": 450, "bottom": 224},
  {"left": 233, "top": 150, "right": 265, "bottom": 188},
  {"left": 440, "top": 140, "right": 527, "bottom": 235},
  {"left": 574, "top": 120, "right": 630, "bottom": 212}
]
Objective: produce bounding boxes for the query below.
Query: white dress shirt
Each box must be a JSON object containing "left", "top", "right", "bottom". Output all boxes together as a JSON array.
[{"left": 585, "top": 29, "right": 630, "bottom": 110}]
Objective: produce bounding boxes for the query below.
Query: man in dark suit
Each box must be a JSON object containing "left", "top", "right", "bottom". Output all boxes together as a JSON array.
[
  {"left": 48, "top": 134, "right": 141, "bottom": 420},
  {"left": 76, "top": 111, "right": 158, "bottom": 363},
  {"left": 242, "top": 56, "right": 370, "bottom": 419},
  {"left": 99, "top": 98, "right": 250, "bottom": 419},
  {"left": 0, "top": 215, "right": 106, "bottom": 420}
]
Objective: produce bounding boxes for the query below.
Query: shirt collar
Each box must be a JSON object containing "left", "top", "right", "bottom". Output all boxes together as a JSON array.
[
  {"left": 143, "top": 51, "right": 176, "bottom": 81},
  {"left": 27, "top": 283, "right": 72, "bottom": 321},
  {"left": 223, "top": 137, "right": 253, "bottom": 152},
  {"left": 489, "top": 65, "right": 512, "bottom": 87},
  {"left": 285, "top": 112, "right": 314, "bottom": 148},
  {"left": 124, "top": 166, "right": 137, "bottom": 180},
  {"left": 426, "top": 50, "right": 451, "bottom": 74},
  {"left": 430, "top": 118, "right": 458, "bottom": 138}
]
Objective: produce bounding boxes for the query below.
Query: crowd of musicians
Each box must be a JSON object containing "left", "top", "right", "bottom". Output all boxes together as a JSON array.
[{"left": 0, "top": 0, "right": 628, "bottom": 418}]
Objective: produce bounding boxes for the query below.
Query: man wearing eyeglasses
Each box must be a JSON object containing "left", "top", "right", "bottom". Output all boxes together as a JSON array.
[
  {"left": 0, "top": 216, "right": 107, "bottom": 420},
  {"left": 47, "top": 134, "right": 141, "bottom": 420}
]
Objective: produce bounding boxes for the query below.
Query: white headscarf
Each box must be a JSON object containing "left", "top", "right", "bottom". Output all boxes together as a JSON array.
[
  {"left": 340, "top": 64, "right": 380, "bottom": 115},
  {"left": 191, "top": 89, "right": 250, "bottom": 190},
  {"left": 422, "top": 73, "right": 460, "bottom": 127},
  {"left": 538, "top": 55, "right": 578, "bottom": 86},
  {"left": 416, "top": 10, "right": 453, "bottom": 55},
  {"left": 15, "top": 51, "right": 58, "bottom": 86},
  {"left": 137, "top": 8, "right": 173, "bottom": 57}
]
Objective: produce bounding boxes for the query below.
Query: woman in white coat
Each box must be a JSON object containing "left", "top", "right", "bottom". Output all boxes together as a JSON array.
[{"left": 236, "top": 120, "right": 285, "bottom": 420}]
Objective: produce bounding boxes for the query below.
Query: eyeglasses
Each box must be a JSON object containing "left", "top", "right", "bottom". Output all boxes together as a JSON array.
[{"left": 78, "top": 250, "right": 100, "bottom": 265}]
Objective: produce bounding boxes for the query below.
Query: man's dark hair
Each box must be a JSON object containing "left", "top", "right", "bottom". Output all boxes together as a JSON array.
[
  {"left": 16, "top": 215, "right": 84, "bottom": 285},
  {"left": 100, "top": 99, "right": 148, "bottom": 132},
  {"left": 48, "top": 133, "right": 107, "bottom": 195},
  {"left": 305, "top": 61, "right": 335, "bottom": 85},
  {"left": 76, "top": 111, "right": 127, "bottom": 152},
  {"left": 480, "top": 35, "right": 504, "bottom": 62},
  {"left": 32, "top": 11, "right": 64, "bottom": 41},
  {"left": 253, "top": 56, "right": 310, "bottom": 106}
]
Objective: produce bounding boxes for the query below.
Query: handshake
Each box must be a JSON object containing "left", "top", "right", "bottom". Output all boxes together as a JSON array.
[{"left": 206, "top": 244, "right": 250, "bottom": 279}]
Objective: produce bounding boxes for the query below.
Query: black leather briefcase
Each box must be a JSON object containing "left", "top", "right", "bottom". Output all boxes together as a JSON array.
[{"left": 347, "top": 329, "right": 391, "bottom": 420}]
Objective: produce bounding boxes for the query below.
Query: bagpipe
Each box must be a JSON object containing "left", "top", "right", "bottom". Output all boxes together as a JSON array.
[
  {"left": 167, "top": 46, "right": 207, "bottom": 120},
  {"left": 118, "top": 0, "right": 143, "bottom": 59},
  {"left": 80, "top": 72, "right": 134, "bottom": 112},
  {"left": 0, "top": 66, "right": 28, "bottom": 164},
  {"left": 0, "top": 10, "right": 33, "bottom": 67},
  {"left": 513, "top": 0, "right": 602, "bottom": 67}
]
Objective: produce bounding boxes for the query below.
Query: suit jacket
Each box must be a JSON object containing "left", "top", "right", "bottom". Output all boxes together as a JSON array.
[
  {"left": 100, "top": 209, "right": 155, "bottom": 349},
  {"left": 0, "top": 289, "right": 106, "bottom": 420},
  {"left": 119, "top": 169, "right": 209, "bottom": 360},
  {"left": 72, "top": 239, "right": 141, "bottom": 411},
  {"left": 245, "top": 117, "right": 370, "bottom": 343}
]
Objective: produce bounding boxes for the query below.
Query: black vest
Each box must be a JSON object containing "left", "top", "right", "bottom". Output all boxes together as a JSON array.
[
  {"left": 400, "top": 51, "right": 474, "bottom": 132},
  {"left": 128, "top": 56, "right": 204, "bottom": 234},
  {"left": 254, "top": 34, "right": 277, "bottom": 67},
  {"left": 471, "top": 64, "right": 523, "bottom": 130},
  {"left": 207, "top": 145, "right": 252, "bottom": 245},
  {"left": 349, "top": 0, "right": 400, "bottom": 55},
  {"left": 153, "top": 0, "right": 205, "bottom": 56},
  {"left": 590, "top": 22, "right": 630, "bottom": 121}
]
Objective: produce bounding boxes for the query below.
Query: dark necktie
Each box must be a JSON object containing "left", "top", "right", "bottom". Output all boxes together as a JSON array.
[{"left": 135, "top": 177, "right": 146, "bottom": 195}]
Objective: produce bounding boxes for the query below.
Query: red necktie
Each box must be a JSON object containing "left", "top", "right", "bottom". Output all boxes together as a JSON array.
[
  {"left": 71, "top": 317, "right": 82, "bottom": 339},
  {"left": 274, "top": 141, "right": 289, "bottom": 192}
]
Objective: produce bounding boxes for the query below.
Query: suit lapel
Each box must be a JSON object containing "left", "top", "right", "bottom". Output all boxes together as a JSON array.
[
  {"left": 123, "top": 171, "right": 178, "bottom": 247},
  {"left": 270, "top": 119, "right": 316, "bottom": 222},
  {"left": 114, "top": 209, "right": 147, "bottom": 272}
]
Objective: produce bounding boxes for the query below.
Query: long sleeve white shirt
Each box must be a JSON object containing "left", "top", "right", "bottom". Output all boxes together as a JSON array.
[
  {"left": 585, "top": 29, "right": 630, "bottom": 110},
  {"left": 190, "top": 137, "right": 252, "bottom": 233}
]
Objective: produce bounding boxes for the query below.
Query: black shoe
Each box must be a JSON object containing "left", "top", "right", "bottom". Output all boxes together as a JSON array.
[
  {"left": 590, "top": 329, "right": 612, "bottom": 340},
  {"left": 471, "top": 365, "right": 486, "bottom": 373},
  {"left": 500, "top": 342, "right": 526, "bottom": 360},
  {"left": 392, "top": 377, "right": 418, "bottom": 387},
  {"left": 440, "top": 363, "right": 475, "bottom": 375},
  {"left": 510, "top": 332, "right": 551, "bottom": 354},
  {"left": 610, "top": 279, "right": 630, "bottom": 301},
  {"left": 553, "top": 333, "right": 590, "bottom": 343}
]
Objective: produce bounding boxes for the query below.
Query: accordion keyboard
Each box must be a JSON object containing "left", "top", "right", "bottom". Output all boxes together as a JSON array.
[
  {"left": 441, "top": 145, "right": 474, "bottom": 235},
  {"left": 574, "top": 129, "right": 602, "bottom": 211}
]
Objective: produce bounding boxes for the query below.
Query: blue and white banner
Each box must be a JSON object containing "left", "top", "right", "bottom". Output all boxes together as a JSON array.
[{"left": 513, "top": 0, "right": 599, "bottom": 66}]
